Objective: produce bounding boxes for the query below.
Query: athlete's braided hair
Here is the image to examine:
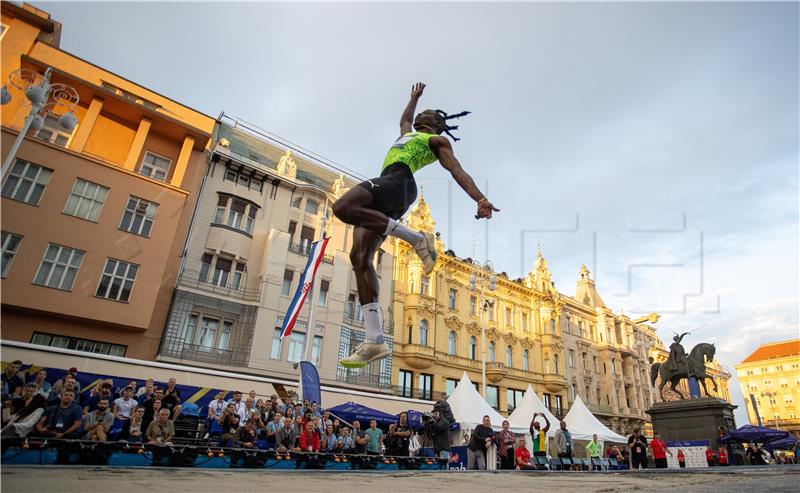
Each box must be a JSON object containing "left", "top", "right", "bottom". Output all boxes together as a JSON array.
[{"left": 434, "top": 109, "right": 471, "bottom": 141}]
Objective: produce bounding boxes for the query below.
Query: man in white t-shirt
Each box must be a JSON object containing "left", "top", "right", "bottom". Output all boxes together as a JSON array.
[
  {"left": 227, "top": 391, "right": 247, "bottom": 425},
  {"left": 113, "top": 386, "right": 138, "bottom": 438}
]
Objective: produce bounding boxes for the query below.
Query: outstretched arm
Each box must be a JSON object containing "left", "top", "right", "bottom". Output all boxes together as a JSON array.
[
  {"left": 542, "top": 415, "right": 551, "bottom": 433},
  {"left": 400, "top": 83, "right": 426, "bottom": 135},
  {"left": 430, "top": 136, "right": 500, "bottom": 219}
]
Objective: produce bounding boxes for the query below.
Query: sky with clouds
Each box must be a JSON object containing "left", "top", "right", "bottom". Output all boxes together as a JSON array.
[{"left": 36, "top": 1, "right": 798, "bottom": 424}]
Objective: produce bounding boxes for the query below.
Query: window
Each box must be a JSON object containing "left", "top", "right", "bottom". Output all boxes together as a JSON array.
[
  {"left": 218, "top": 321, "right": 233, "bottom": 350},
  {"left": 569, "top": 350, "right": 575, "bottom": 368},
  {"left": 419, "top": 319, "right": 429, "bottom": 346},
  {"left": 299, "top": 226, "right": 315, "bottom": 254},
  {"left": 288, "top": 331, "right": 307, "bottom": 363},
  {"left": 570, "top": 384, "right": 577, "bottom": 402},
  {"left": 488, "top": 302, "right": 494, "bottom": 322},
  {"left": 2, "top": 160, "right": 52, "bottom": 205},
  {"left": 63, "top": 178, "right": 108, "bottom": 221},
  {"left": 215, "top": 196, "right": 257, "bottom": 234},
  {"left": 506, "top": 346, "right": 513, "bottom": 367},
  {"left": 420, "top": 275, "right": 429, "bottom": 295},
  {"left": 505, "top": 306, "right": 512, "bottom": 325},
  {"left": 555, "top": 395, "right": 563, "bottom": 416},
  {"left": 448, "top": 331, "right": 457, "bottom": 355},
  {"left": 1, "top": 232, "right": 22, "bottom": 277},
  {"left": 291, "top": 196, "right": 302, "bottom": 208},
  {"left": 507, "top": 389, "right": 524, "bottom": 413},
  {"left": 553, "top": 354, "right": 559, "bottom": 374},
  {"left": 139, "top": 151, "right": 171, "bottom": 181},
  {"left": 445, "top": 378, "right": 459, "bottom": 397},
  {"left": 418, "top": 373, "right": 433, "bottom": 400},
  {"left": 522, "top": 312, "right": 528, "bottom": 331},
  {"left": 593, "top": 356, "right": 598, "bottom": 372},
  {"left": 270, "top": 328, "right": 282, "bottom": 359},
  {"left": 30, "top": 332, "right": 126, "bottom": 357},
  {"left": 212, "top": 257, "right": 232, "bottom": 287},
  {"left": 399, "top": 370, "right": 413, "bottom": 398},
  {"left": 311, "top": 336, "right": 322, "bottom": 366},
  {"left": 305, "top": 200, "right": 319, "bottom": 215},
  {"left": 469, "top": 296, "right": 477, "bottom": 316},
  {"left": 523, "top": 350, "right": 530, "bottom": 371},
  {"left": 96, "top": 258, "right": 139, "bottom": 302},
  {"left": 346, "top": 293, "right": 362, "bottom": 321},
  {"left": 543, "top": 393, "right": 551, "bottom": 411},
  {"left": 288, "top": 221, "right": 297, "bottom": 244},
  {"left": 223, "top": 167, "right": 263, "bottom": 192},
  {"left": 550, "top": 319, "right": 556, "bottom": 334},
  {"left": 120, "top": 196, "right": 158, "bottom": 237},
  {"left": 35, "top": 114, "right": 75, "bottom": 146},
  {"left": 449, "top": 288, "right": 457, "bottom": 309},
  {"left": 488, "top": 341, "right": 496, "bottom": 362},
  {"left": 199, "top": 253, "right": 212, "bottom": 282},
  {"left": 282, "top": 269, "right": 294, "bottom": 296},
  {"left": 197, "top": 316, "right": 219, "bottom": 350},
  {"left": 469, "top": 336, "right": 477, "bottom": 360},
  {"left": 318, "top": 279, "right": 329, "bottom": 307},
  {"left": 33, "top": 244, "right": 84, "bottom": 291},
  {"left": 232, "top": 262, "right": 246, "bottom": 290},
  {"left": 486, "top": 385, "right": 499, "bottom": 409}
]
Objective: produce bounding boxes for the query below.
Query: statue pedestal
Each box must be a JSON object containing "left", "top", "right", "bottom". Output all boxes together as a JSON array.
[{"left": 646, "top": 398, "right": 737, "bottom": 450}]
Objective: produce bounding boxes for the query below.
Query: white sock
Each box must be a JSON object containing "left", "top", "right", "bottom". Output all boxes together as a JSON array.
[
  {"left": 362, "top": 302, "right": 385, "bottom": 344},
  {"left": 384, "top": 218, "right": 424, "bottom": 245}
]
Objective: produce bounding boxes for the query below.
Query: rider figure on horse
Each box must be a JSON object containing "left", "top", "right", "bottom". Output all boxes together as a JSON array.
[{"left": 668, "top": 332, "right": 694, "bottom": 379}]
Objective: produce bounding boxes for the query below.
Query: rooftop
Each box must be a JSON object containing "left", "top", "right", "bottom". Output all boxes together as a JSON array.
[{"left": 739, "top": 339, "right": 800, "bottom": 364}]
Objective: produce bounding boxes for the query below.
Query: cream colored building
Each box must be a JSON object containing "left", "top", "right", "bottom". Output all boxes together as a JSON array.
[{"left": 735, "top": 339, "right": 800, "bottom": 437}]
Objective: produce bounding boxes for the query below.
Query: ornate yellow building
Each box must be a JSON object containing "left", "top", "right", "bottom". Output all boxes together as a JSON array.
[{"left": 390, "top": 198, "right": 731, "bottom": 436}]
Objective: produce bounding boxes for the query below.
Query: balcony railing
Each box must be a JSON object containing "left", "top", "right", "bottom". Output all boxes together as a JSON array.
[
  {"left": 586, "top": 403, "right": 614, "bottom": 415},
  {"left": 160, "top": 339, "right": 250, "bottom": 367},
  {"left": 288, "top": 242, "right": 334, "bottom": 263},
  {"left": 177, "top": 269, "right": 261, "bottom": 302}
]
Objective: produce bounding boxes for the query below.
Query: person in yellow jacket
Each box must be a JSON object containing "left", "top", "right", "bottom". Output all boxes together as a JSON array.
[{"left": 586, "top": 433, "right": 603, "bottom": 470}]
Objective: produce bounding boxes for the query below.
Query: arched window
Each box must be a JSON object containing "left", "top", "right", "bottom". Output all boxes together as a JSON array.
[
  {"left": 506, "top": 346, "right": 513, "bottom": 367},
  {"left": 419, "top": 319, "right": 429, "bottom": 346},
  {"left": 554, "top": 354, "right": 560, "bottom": 374},
  {"left": 571, "top": 384, "right": 577, "bottom": 401},
  {"left": 448, "top": 331, "right": 457, "bottom": 355},
  {"left": 488, "top": 341, "right": 496, "bottom": 362},
  {"left": 523, "top": 350, "right": 530, "bottom": 371},
  {"left": 469, "top": 336, "right": 477, "bottom": 360}
]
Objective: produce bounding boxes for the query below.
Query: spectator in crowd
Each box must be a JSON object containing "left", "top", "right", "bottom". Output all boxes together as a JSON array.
[
  {"left": 248, "top": 390, "right": 257, "bottom": 404},
  {"left": 49, "top": 368, "right": 81, "bottom": 398},
  {"left": 292, "top": 415, "right": 305, "bottom": 442},
  {"left": 207, "top": 391, "right": 227, "bottom": 426},
  {"left": 35, "top": 389, "right": 83, "bottom": 439},
  {"left": 146, "top": 408, "right": 174, "bottom": 445},
  {"left": 162, "top": 378, "right": 183, "bottom": 420},
  {"left": 47, "top": 375, "right": 78, "bottom": 408},
  {"left": 717, "top": 446, "right": 729, "bottom": 466},
  {"left": 608, "top": 444, "right": 626, "bottom": 469},
  {"left": 332, "top": 418, "right": 342, "bottom": 436},
  {"left": 352, "top": 420, "right": 368, "bottom": 455},
  {"left": 586, "top": 433, "right": 603, "bottom": 470},
  {"left": 84, "top": 381, "right": 114, "bottom": 415},
  {"left": 649, "top": 431, "right": 671, "bottom": 469},
  {"left": 529, "top": 412, "right": 550, "bottom": 459},
  {"left": 320, "top": 411, "right": 333, "bottom": 433},
  {"left": 429, "top": 407, "right": 451, "bottom": 460},
  {"left": 2, "top": 360, "right": 26, "bottom": 397},
  {"left": 237, "top": 419, "right": 258, "bottom": 449},
  {"left": 255, "top": 399, "right": 268, "bottom": 424},
  {"left": 467, "top": 415, "right": 495, "bottom": 470},
  {"left": 244, "top": 396, "right": 259, "bottom": 423},
  {"left": 514, "top": 436, "right": 534, "bottom": 469},
  {"left": 113, "top": 386, "right": 138, "bottom": 438},
  {"left": 276, "top": 416, "right": 298, "bottom": 453},
  {"left": 310, "top": 402, "right": 321, "bottom": 418},
  {"left": 705, "top": 447, "right": 716, "bottom": 467},
  {"left": 300, "top": 422, "right": 321, "bottom": 453},
  {"left": 628, "top": 428, "right": 649, "bottom": 469},
  {"left": 282, "top": 406, "right": 294, "bottom": 425},
  {"left": 386, "top": 423, "right": 397, "bottom": 455},
  {"left": 322, "top": 424, "right": 338, "bottom": 452},
  {"left": 498, "top": 420, "right": 516, "bottom": 469},
  {"left": 127, "top": 407, "right": 145, "bottom": 443},
  {"left": 228, "top": 391, "right": 247, "bottom": 424},
  {"left": 82, "top": 397, "right": 114, "bottom": 441},
  {"left": 555, "top": 420, "right": 574, "bottom": 464},
  {"left": 218, "top": 403, "right": 241, "bottom": 447},
  {"left": 278, "top": 396, "right": 291, "bottom": 413},
  {"left": 265, "top": 412, "right": 282, "bottom": 448},
  {"left": 339, "top": 426, "right": 355, "bottom": 453},
  {"left": 365, "top": 419, "right": 384, "bottom": 455},
  {"left": 115, "top": 381, "right": 137, "bottom": 400},
  {"left": 30, "top": 369, "right": 51, "bottom": 399},
  {"left": 141, "top": 388, "right": 165, "bottom": 430},
  {"left": 2, "top": 383, "right": 46, "bottom": 438},
  {"left": 393, "top": 412, "right": 413, "bottom": 457},
  {"left": 135, "top": 378, "right": 155, "bottom": 404}
]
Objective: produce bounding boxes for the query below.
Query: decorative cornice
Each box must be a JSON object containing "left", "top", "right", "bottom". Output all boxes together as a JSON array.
[{"left": 445, "top": 316, "right": 462, "bottom": 331}]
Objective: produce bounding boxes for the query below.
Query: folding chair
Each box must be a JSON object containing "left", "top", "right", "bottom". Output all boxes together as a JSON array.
[
  {"left": 549, "top": 457, "right": 563, "bottom": 470},
  {"left": 591, "top": 457, "right": 603, "bottom": 471},
  {"left": 560, "top": 457, "right": 573, "bottom": 471},
  {"left": 534, "top": 455, "right": 549, "bottom": 470}
]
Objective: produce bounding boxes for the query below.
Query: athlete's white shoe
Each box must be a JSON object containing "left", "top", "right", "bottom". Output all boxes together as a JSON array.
[
  {"left": 339, "top": 341, "right": 391, "bottom": 368},
  {"left": 414, "top": 232, "right": 437, "bottom": 274}
]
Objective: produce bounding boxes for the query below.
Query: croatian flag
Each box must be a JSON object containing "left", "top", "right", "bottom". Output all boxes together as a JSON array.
[{"left": 280, "top": 237, "right": 330, "bottom": 339}]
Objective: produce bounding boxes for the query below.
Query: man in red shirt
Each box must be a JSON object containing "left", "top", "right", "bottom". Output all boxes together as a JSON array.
[
  {"left": 514, "top": 437, "right": 535, "bottom": 469},
  {"left": 648, "top": 431, "right": 672, "bottom": 468},
  {"left": 705, "top": 448, "right": 717, "bottom": 466},
  {"left": 717, "top": 447, "right": 729, "bottom": 466}
]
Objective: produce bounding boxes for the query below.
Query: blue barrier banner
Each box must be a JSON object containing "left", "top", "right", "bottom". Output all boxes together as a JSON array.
[{"left": 299, "top": 361, "right": 321, "bottom": 407}]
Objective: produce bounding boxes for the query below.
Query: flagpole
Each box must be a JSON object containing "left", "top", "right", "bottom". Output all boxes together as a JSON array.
[{"left": 303, "top": 199, "right": 328, "bottom": 364}]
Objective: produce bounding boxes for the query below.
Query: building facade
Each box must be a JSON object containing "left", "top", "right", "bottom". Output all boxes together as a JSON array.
[
  {"left": 156, "top": 117, "right": 396, "bottom": 392},
  {"left": 735, "top": 339, "right": 800, "bottom": 437},
  {"left": 1, "top": 3, "right": 213, "bottom": 359}
]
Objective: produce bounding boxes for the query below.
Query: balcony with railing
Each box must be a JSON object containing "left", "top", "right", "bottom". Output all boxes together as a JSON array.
[
  {"left": 486, "top": 362, "right": 508, "bottom": 383},
  {"left": 288, "top": 242, "right": 334, "bottom": 263},
  {"left": 395, "top": 343, "right": 436, "bottom": 370},
  {"left": 159, "top": 338, "right": 250, "bottom": 367},
  {"left": 177, "top": 268, "right": 261, "bottom": 302},
  {"left": 543, "top": 373, "right": 568, "bottom": 393},
  {"left": 586, "top": 403, "right": 615, "bottom": 415}
]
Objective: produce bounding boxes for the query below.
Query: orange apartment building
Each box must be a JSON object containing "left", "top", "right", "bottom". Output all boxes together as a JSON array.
[{"left": 1, "top": 3, "right": 214, "bottom": 358}]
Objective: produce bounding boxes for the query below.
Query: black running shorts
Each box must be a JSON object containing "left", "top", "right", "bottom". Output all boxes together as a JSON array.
[{"left": 356, "top": 162, "right": 418, "bottom": 220}]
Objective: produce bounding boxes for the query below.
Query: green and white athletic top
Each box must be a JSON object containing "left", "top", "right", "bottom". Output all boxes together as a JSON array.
[{"left": 382, "top": 132, "right": 439, "bottom": 174}]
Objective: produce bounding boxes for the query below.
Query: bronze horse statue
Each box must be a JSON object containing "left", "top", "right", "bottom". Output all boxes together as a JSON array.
[{"left": 650, "top": 342, "right": 718, "bottom": 400}]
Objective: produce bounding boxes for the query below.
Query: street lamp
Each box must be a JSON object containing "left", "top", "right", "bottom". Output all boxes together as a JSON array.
[
  {"left": 760, "top": 390, "right": 780, "bottom": 429},
  {"left": 468, "top": 260, "right": 496, "bottom": 398},
  {"left": 1, "top": 67, "right": 79, "bottom": 180}
]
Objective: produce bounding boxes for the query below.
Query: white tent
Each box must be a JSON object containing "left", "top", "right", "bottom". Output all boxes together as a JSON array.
[
  {"left": 563, "top": 394, "right": 628, "bottom": 442},
  {"left": 507, "top": 384, "right": 559, "bottom": 437},
  {"left": 446, "top": 372, "right": 527, "bottom": 433}
]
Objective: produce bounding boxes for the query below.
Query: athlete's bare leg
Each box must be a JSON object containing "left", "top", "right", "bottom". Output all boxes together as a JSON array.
[
  {"left": 332, "top": 185, "right": 389, "bottom": 234},
  {"left": 350, "top": 226, "right": 383, "bottom": 305}
]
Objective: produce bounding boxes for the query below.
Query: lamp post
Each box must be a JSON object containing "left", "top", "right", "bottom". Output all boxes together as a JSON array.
[
  {"left": 468, "top": 260, "right": 496, "bottom": 399},
  {"left": 760, "top": 390, "right": 780, "bottom": 429},
  {"left": 1, "top": 68, "right": 79, "bottom": 180}
]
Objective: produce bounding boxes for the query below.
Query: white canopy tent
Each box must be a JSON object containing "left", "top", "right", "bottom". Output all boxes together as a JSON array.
[
  {"left": 507, "top": 384, "right": 559, "bottom": 437},
  {"left": 563, "top": 394, "right": 628, "bottom": 442},
  {"left": 446, "top": 372, "right": 527, "bottom": 433}
]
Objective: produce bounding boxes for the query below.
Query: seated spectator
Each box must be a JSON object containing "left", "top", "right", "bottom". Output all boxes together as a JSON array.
[
  {"left": 320, "top": 411, "right": 333, "bottom": 432},
  {"left": 161, "top": 378, "right": 183, "bottom": 420},
  {"left": 282, "top": 406, "right": 294, "bottom": 425},
  {"left": 2, "top": 395, "right": 13, "bottom": 425},
  {"left": 339, "top": 426, "right": 355, "bottom": 453},
  {"left": 265, "top": 412, "right": 282, "bottom": 448},
  {"left": 247, "top": 390, "right": 258, "bottom": 405},
  {"left": 293, "top": 415, "right": 305, "bottom": 439},
  {"left": 49, "top": 368, "right": 82, "bottom": 399},
  {"left": 117, "top": 381, "right": 138, "bottom": 399},
  {"left": 218, "top": 404, "right": 241, "bottom": 447},
  {"left": 29, "top": 369, "right": 51, "bottom": 399},
  {"left": 84, "top": 381, "right": 114, "bottom": 415},
  {"left": 309, "top": 402, "right": 321, "bottom": 418},
  {"left": 35, "top": 389, "right": 83, "bottom": 439},
  {"left": 146, "top": 408, "right": 174, "bottom": 445},
  {"left": 301, "top": 397, "right": 311, "bottom": 415},
  {"left": 332, "top": 418, "right": 342, "bottom": 436},
  {"left": 113, "top": 386, "right": 138, "bottom": 437},
  {"left": 2, "top": 383, "right": 46, "bottom": 438},
  {"left": 47, "top": 375, "right": 78, "bottom": 407},
  {"left": 141, "top": 388, "right": 165, "bottom": 429},
  {"left": 299, "top": 422, "right": 321, "bottom": 453},
  {"left": 2, "top": 360, "right": 26, "bottom": 397},
  {"left": 237, "top": 419, "right": 258, "bottom": 449},
  {"left": 278, "top": 396, "right": 292, "bottom": 414},
  {"left": 515, "top": 437, "right": 534, "bottom": 469},
  {"left": 227, "top": 390, "right": 247, "bottom": 423},
  {"left": 321, "top": 424, "right": 338, "bottom": 452},
  {"left": 127, "top": 407, "right": 145, "bottom": 443},
  {"left": 83, "top": 397, "right": 114, "bottom": 441},
  {"left": 275, "top": 416, "right": 298, "bottom": 453},
  {"left": 135, "top": 378, "right": 155, "bottom": 404}
]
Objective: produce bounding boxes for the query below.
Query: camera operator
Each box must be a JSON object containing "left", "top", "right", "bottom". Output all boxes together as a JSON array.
[{"left": 422, "top": 407, "right": 451, "bottom": 460}]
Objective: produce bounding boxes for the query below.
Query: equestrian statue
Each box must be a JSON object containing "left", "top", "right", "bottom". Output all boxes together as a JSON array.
[{"left": 649, "top": 333, "right": 719, "bottom": 400}]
